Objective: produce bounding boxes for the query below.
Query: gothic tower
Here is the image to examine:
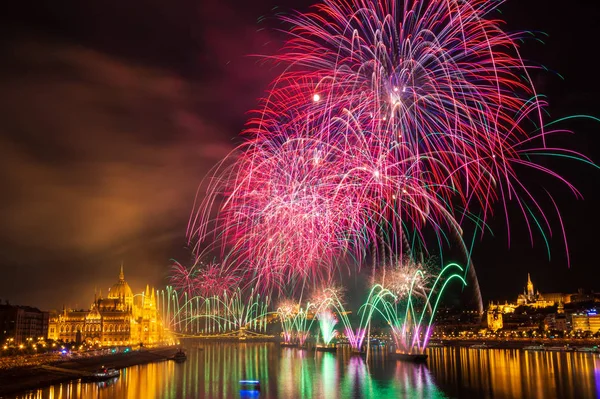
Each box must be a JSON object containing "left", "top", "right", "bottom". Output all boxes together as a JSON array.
[{"left": 527, "top": 273, "right": 534, "bottom": 298}]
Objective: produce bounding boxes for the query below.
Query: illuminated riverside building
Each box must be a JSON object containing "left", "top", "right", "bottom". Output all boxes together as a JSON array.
[
  {"left": 486, "top": 306, "right": 503, "bottom": 332},
  {"left": 485, "top": 274, "right": 570, "bottom": 332},
  {"left": 48, "top": 266, "right": 171, "bottom": 346},
  {"left": 515, "top": 273, "right": 565, "bottom": 308},
  {"left": 571, "top": 311, "right": 600, "bottom": 333}
]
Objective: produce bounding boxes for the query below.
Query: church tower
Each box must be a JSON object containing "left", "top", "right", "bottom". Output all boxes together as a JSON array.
[{"left": 527, "top": 273, "right": 534, "bottom": 298}]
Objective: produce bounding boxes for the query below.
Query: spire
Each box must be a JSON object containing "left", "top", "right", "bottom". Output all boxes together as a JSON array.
[
  {"left": 119, "top": 263, "right": 125, "bottom": 281},
  {"left": 527, "top": 273, "right": 534, "bottom": 297}
]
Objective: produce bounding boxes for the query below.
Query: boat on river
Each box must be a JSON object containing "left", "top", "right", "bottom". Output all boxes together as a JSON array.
[
  {"left": 428, "top": 341, "right": 445, "bottom": 347},
  {"left": 523, "top": 345, "right": 545, "bottom": 351},
  {"left": 394, "top": 351, "right": 428, "bottom": 362},
  {"left": 315, "top": 344, "right": 337, "bottom": 352},
  {"left": 172, "top": 349, "right": 187, "bottom": 362},
  {"left": 577, "top": 346, "right": 599, "bottom": 353},
  {"left": 240, "top": 380, "right": 261, "bottom": 391},
  {"left": 470, "top": 343, "right": 492, "bottom": 349},
  {"left": 91, "top": 367, "right": 120, "bottom": 380},
  {"left": 546, "top": 345, "right": 575, "bottom": 352}
]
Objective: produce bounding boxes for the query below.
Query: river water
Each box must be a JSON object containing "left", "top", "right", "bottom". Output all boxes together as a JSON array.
[{"left": 13, "top": 342, "right": 600, "bottom": 398}]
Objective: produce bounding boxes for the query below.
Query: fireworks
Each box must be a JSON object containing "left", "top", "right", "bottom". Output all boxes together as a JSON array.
[
  {"left": 169, "top": 260, "right": 240, "bottom": 298},
  {"left": 186, "top": 0, "right": 590, "bottom": 295},
  {"left": 374, "top": 257, "right": 432, "bottom": 300},
  {"left": 317, "top": 308, "right": 338, "bottom": 345},
  {"left": 382, "top": 262, "right": 467, "bottom": 354},
  {"left": 160, "top": 287, "right": 270, "bottom": 335},
  {"left": 277, "top": 299, "right": 300, "bottom": 343},
  {"left": 169, "top": 261, "right": 199, "bottom": 297}
]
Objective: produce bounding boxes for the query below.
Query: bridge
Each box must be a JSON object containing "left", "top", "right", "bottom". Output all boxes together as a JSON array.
[{"left": 173, "top": 327, "right": 275, "bottom": 340}]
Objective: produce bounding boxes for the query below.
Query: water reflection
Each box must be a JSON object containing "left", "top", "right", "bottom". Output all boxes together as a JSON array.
[
  {"left": 428, "top": 347, "right": 600, "bottom": 398},
  {"left": 13, "top": 343, "right": 600, "bottom": 398}
]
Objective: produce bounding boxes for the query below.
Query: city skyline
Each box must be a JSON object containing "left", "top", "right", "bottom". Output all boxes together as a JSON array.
[{"left": 1, "top": 1, "right": 600, "bottom": 398}]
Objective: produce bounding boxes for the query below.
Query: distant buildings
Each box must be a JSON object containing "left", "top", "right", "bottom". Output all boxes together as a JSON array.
[
  {"left": 571, "top": 311, "right": 600, "bottom": 333},
  {"left": 486, "top": 273, "right": 564, "bottom": 332},
  {"left": 515, "top": 273, "right": 565, "bottom": 308},
  {"left": 486, "top": 273, "right": 600, "bottom": 335},
  {"left": 486, "top": 306, "right": 503, "bottom": 332},
  {"left": 0, "top": 304, "right": 49, "bottom": 344},
  {"left": 47, "top": 266, "right": 171, "bottom": 346}
]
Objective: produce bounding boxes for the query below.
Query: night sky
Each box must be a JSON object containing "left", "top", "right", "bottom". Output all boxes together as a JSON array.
[{"left": 0, "top": 0, "right": 598, "bottom": 310}]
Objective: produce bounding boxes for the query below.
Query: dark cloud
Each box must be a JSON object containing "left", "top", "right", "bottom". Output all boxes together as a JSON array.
[
  {"left": 0, "top": 0, "right": 289, "bottom": 310},
  {"left": 0, "top": 37, "right": 232, "bottom": 308}
]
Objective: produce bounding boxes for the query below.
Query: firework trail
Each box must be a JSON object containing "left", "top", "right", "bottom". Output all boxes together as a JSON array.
[
  {"left": 187, "top": 0, "right": 593, "bottom": 295},
  {"left": 169, "top": 260, "right": 240, "bottom": 298}
]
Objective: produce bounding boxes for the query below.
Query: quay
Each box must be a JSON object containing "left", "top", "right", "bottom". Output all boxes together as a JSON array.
[{"left": 0, "top": 347, "right": 179, "bottom": 397}]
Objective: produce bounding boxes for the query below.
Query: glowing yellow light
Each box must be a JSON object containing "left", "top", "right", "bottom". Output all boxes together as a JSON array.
[{"left": 313, "top": 93, "right": 321, "bottom": 102}]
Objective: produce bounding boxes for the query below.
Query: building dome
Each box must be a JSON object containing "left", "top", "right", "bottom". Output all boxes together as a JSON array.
[{"left": 108, "top": 265, "right": 134, "bottom": 299}]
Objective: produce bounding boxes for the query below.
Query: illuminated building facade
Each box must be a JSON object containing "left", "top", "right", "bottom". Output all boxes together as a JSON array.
[
  {"left": 515, "top": 273, "right": 565, "bottom": 308},
  {"left": 0, "top": 304, "right": 49, "bottom": 344},
  {"left": 48, "top": 266, "right": 169, "bottom": 346},
  {"left": 571, "top": 311, "right": 600, "bottom": 333},
  {"left": 486, "top": 305, "right": 503, "bottom": 332}
]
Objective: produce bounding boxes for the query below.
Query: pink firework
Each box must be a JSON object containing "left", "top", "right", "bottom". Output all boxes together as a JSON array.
[
  {"left": 194, "top": 262, "right": 241, "bottom": 297},
  {"left": 188, "top": 0, "right": 592, "bottom": 295},
  {"left": 169, "top": 260, "right": 199, "bottom": 297},
  {"left": 261, "top": 0, "right": 586, "bottom": 248},
  {"left": 169, "top": 260, "right": 239, "bottom": 298}
]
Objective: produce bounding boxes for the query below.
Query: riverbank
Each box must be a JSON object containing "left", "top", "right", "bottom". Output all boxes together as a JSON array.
[
  {"left": 431, "top": 338, "right": 600, "bottom": 350},
  {"left": 0, "top": 347, "right": 179, "bottom": 397}
]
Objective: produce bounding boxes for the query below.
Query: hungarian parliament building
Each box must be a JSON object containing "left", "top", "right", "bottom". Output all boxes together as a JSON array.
[{"left": 48, "top": 266, "right": 171, "bottom": 346}]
